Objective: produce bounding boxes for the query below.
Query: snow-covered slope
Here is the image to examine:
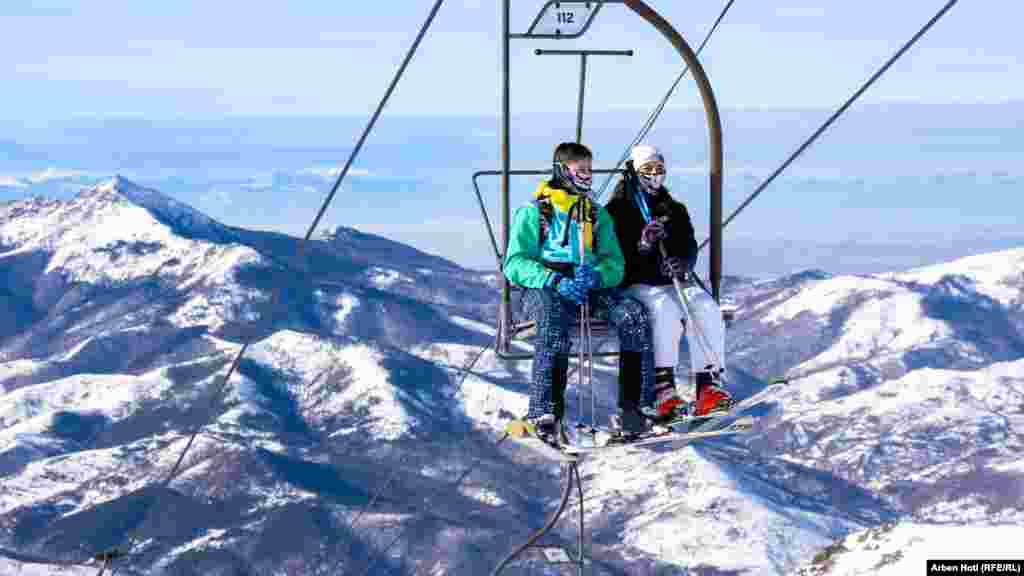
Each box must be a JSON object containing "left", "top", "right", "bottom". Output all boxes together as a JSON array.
[
  {"left": 754, "top": 359, "right": 1024, "bottom": 523},
  {"left": 0, "top": 178, "right": 503, "bottom": 573},
  {"left": 728, "top": 251, "right": 1024, "bottom": 385},
  {"left": 715, "top": 252, "right": 1024, "bottom": 575},
  {"left": 889, "top": 247, "right": 1024, "bottom": 308},
  {"left": 722, "top": 249, "right": 1024, "bottom": 518},
  {"left": 574, "top": 439, "right": 893, "bottom": 574},
  {"left": 2, "top": 178, "right": 1022, "bottom": 574},
  {"left": 797, "top": 522, "right": 1024, "bottom": 575}
]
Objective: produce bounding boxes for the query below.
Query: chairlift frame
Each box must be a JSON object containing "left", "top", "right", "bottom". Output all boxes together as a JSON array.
[
  {"left": 514, "top": 0, "right": 607, "bottom": 40},
  {"left": 476, "top": 0, "right": 724, "bottom": 362},
  {"left": 534, "top": 48, "right": 635, "bottom": 143}
]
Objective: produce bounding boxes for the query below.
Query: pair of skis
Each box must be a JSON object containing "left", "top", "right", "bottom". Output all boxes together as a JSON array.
[
  {"left": 563, "top": 377, "right": 787, "bottom": 455},
  {"left": 504, "top": 377, "right": 787, "bottom": 459},
  {"left": 554, "top": 417, "right": 756, "bottom": 455}
]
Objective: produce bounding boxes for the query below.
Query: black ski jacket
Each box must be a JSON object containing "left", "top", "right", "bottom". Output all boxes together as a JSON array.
[{"left": 605, "top": 179, "right": 699, "bottom": 288}]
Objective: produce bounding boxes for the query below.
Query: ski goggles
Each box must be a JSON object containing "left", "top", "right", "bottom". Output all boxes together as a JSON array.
[{"left": 636, "top": 163, "right": 666, "bottom": 176}]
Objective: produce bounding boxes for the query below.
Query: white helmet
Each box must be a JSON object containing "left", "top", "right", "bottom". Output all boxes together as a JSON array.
[
  {"left": 630, "top": 144, "right": 666, "bottom": 193},
  {"left": 629, "top": 144, "right": 664, "bottom": 171}
]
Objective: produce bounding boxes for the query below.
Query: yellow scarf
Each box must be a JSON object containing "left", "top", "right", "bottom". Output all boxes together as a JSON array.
[{"left": 534, "top": 182, "right": 593, "bottom": 252}]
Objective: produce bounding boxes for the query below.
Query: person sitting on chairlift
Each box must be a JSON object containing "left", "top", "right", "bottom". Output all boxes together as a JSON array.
[
  {"left": 606, "top": 144, "right": 734, "bottom": 424},
  {"left": 502, "top": 142, "right": 656, "bottom": 444}
]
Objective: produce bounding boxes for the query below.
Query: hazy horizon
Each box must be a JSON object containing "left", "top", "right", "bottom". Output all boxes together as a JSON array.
[{"left": 3, "top": 100, "right": 1022, "bottom": 279}]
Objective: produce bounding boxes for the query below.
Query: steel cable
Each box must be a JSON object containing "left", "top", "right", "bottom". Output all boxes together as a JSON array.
[
  {"left": 101, "top": 1, "right": 448, "bottom": 573},
  {"left": 48, "top": 0, "right": 957, "bottom": 573},
  {"left": 594, "top": 0, "right": 738, "bottom": 203},
  {"left": 698, "top": 0, "right": 962, "bottom": 251}
]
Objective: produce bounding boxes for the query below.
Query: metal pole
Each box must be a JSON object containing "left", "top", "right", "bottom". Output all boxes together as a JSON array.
[
  {"left": 534, "top": 49, "right": 632, "bottom": 145},
  {"left": 535, "top": 49, "right": 634, "bottom": 56},
  {"left": 499, "top": 0, "right": 512, "bottom": 354},
  {"left": 659, "top": 243, "right": 723, "bottom": 370},
  {"left": 470, "top": 172, "right": 504, "bottom": 268},
  {"left": 711, "top": 169, "right": 722, "bottom": 302},
  {"left": 576, "top": 53, "right": 587, "bottom": 143},
  {"left": 578, "top": 301, "right": 585, "bottom": 426},
  {"left": 622, "top": 0, "right": 724, "bottom": 302},
  {"left": 574, "top": 463, "right": 585, "bottom": 576}
]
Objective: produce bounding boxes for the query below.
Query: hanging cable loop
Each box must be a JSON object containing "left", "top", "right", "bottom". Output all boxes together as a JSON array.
[{"left": 491, "top": 463, "right": 580, "bottom": 576}]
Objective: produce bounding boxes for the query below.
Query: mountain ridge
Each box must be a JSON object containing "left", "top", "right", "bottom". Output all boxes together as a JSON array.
[{"left": 0, "top": 179, "right": 1022, "bottom": 574}]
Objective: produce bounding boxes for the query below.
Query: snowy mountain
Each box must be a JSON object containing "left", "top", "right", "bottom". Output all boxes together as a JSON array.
[
  {"left": 1, "top": 178, "right": 1022, "bottom": 574},
  {"left": 796, "top": 522, "right": 1024, "bottom": 575},
  {"left": 727, "top": 250, "right": 1024, "bottom": 382},
  {"left": 722, "top": 252, "right": 1024, "bottom": 516},
  {"left": 716, "top": 254, "right": 1024, "bottom": 573}
]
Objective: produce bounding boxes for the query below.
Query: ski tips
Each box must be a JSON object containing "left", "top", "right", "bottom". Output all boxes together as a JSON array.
[{"left": 504, "top": 419, "right": 536, "bottom": 438}]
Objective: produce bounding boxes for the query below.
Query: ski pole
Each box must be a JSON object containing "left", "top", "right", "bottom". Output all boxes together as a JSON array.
[
  {"left": 577, "top": 195, "right": 596, "bottom": 435},
  {"left": 583, "top": 198, "right": 596, "bottom": 432},
  {"left": 657, "top": 242, "right": 723, "bottom": 371}
]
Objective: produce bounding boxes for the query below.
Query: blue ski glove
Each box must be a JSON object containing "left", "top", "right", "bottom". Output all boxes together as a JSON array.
[
  {"left": 661, "top": 256, "right": 688, "bottom": 280},
  {"left": 574, "top": 264, "right": 601, "bottom": 292},
  {"left": 554, "top": 275, "right": 587, "bottom": 304}
]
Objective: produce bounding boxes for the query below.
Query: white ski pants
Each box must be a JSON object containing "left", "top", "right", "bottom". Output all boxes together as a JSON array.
[{"left": 624, "top": 284, "right": 726, "bottom": 374}]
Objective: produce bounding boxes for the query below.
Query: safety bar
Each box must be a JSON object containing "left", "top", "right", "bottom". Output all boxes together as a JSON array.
[{"left": 471, "top": 168, "right": 625, "bottom": 267}]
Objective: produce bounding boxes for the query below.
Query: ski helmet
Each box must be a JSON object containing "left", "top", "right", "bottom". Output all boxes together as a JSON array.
[
  {"left": 630, "top": 144, "right": 666, "bottom": 193},
  {"left": 552, "top": 142, "right": 593, "bottom": 193}
]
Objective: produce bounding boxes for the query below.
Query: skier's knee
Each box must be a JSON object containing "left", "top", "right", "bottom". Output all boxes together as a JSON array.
[{"left": 619, "top": 299, "right": 649, "bottom": 328}]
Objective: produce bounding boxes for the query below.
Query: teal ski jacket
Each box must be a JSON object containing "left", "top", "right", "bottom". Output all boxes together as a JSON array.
[{"left": 502, "top": 180, "right": 625, "bottom": 290}]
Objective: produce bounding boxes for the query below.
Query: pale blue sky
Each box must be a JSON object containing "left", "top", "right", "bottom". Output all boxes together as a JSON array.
[
  {"left": 1, "top": 1, "right": 1021, "bottom": 119},
  {"left": 2, "top": 2, "right": 1022, "bottom": 276}
]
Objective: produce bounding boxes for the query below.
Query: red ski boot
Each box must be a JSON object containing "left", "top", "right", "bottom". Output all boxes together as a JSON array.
[
  {"left": 693, "top": 371, "right": 734, "bottom": 418},
  {"left": 641, "top": 373, "right": 688, "bottom": 425}
]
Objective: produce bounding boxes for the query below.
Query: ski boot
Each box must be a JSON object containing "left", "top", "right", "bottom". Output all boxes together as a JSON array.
[
  {"left": 640, "top": 371, "right": 688, "bottom": 426},
  {"left": 526, "top": 413, "right": 561, "bottom": 447},
  {"left": 692, "top": 370, "right": 734, "bottom": 419},
  {"left": 609, "top": 405, "right": 648, "bottom": 442}
]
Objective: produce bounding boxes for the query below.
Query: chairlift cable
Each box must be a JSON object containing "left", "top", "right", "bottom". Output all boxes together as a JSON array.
[
  {"left": 350, "top": 341, "right": 500, "bottom": 575},
  {"left": 347, "top": 339, "right": 490, "bottom": 538},
  {"left": 359, "top": 0, "right": 963, "bottom": 572},
  {"left": 101, "top": 2, "right": 448, "bottom": 574},
  {"left": 20, "top": 0, "right": 957, "bottom": 574},
  {"left": 594, "top": 0, "right": 738, "bottom": 202},
  {"left": 360, "top": 435, "right": 511, "bottom": 576},
  {"left": 490, "top": 463, "right": 578, "bottom": 576},
  {"left": 697, "top": 0, "right": 961, "bottom": 251}
]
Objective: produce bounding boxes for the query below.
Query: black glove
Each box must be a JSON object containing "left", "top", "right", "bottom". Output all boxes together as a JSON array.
[
  {"left": 638, "top": 220, "right": 667, "bottom": 254},
  {"left": 660, "top": 256, "right": 688, "bottom": 280}
]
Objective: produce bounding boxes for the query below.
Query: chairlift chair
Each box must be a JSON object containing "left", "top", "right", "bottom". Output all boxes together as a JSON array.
[{"left": 470, "top": 0, "right": 725, "bottom": 362}]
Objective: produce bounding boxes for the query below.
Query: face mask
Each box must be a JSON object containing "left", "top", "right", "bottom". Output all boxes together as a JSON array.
[
  {"left": 559, "top": 162, "right": 592, "bottom": 192},
  {"left": 639, "top": 173, "right": 665, "bottom": 193}
]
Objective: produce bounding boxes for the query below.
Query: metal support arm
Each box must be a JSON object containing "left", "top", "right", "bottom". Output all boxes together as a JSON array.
[{"left": 622, "top": 0, "right": 724, "bottom": 302}]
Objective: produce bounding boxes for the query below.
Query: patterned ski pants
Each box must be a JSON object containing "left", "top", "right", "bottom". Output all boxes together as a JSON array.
[{"left": 522, "top": 287, "right": 655, "bottom": 419}]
